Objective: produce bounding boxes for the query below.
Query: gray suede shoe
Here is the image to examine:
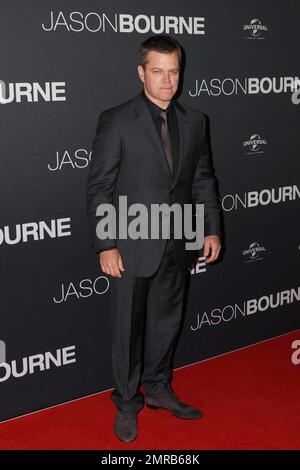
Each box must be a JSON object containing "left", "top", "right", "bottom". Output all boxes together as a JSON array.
[
  {"left": 114, "top": 411, "right": 138, "bottom": 442},
  {"left": 146, "top": 388, "right": 203, "bottom": 419}
]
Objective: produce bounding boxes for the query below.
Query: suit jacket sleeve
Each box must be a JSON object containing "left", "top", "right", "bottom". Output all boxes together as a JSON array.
[
  {"left": 86, "top": 109, "right": 122, "bottom": 252},
  {"left": 192, "top": 114, "right": 222, "bottom": 237}
]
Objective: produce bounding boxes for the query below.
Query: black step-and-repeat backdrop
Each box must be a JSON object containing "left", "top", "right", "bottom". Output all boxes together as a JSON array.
[{"left": 0, "top": 1, "right": 299, "bottom": 422}]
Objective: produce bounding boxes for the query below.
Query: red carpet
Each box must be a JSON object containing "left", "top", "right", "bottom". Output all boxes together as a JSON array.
[{"left": 0, "top": 331, "right": 299, "bottom": 450}]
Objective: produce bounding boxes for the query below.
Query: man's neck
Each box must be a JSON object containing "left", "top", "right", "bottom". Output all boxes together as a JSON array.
[{"left": 143, "top": 88, "right": 170, "bottom": 110}]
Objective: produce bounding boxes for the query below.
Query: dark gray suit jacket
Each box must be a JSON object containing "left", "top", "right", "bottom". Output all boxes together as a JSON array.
[{"left": 86, "top": 90, "right": 221, "bottom": 277}]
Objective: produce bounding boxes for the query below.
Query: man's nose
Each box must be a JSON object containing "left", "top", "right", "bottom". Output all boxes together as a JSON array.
[{"left": 162, "top": 73, "right": 171, "bottom": 82}]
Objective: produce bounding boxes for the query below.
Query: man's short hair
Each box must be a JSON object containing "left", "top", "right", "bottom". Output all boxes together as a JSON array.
[{"left": 139, "top": 34, "right": 182, "bottom": 68}]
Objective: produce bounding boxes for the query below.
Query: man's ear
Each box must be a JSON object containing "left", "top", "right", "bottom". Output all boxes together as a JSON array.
[{"left": 137, "top": 65, "right": 145, "bottom": 83}]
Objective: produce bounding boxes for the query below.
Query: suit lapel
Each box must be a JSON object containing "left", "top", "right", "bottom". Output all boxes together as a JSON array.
[
  {"left": 173, "top": 100, "right": 189, "bottom": 190},
  {"left": 132, "top": 91, "right": 189, "bottom": 190}
]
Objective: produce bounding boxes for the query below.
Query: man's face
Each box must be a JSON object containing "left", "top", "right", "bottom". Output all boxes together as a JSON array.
[{"left": 137, "top": 50, "right": 180, "bottom": 107}]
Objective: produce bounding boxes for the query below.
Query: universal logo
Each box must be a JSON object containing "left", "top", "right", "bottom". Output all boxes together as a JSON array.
[
  {"left": 243, "top": 134, "right": 267, "bottom": 155},
  {"left": 243, "top": 242, "right": 266, "bottom": 263},
  {"left": 243, "top": 18, "right": 269, "bottom": 39}
]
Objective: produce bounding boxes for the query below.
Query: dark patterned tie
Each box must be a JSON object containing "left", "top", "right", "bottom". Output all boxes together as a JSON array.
[{"left": 160, "top": 110, "right": 173, "bottom": 175}]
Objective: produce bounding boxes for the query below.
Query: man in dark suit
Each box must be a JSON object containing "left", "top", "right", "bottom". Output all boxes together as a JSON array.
[{"left": 86, "top": 34, "right": 222, "bottom": 442}]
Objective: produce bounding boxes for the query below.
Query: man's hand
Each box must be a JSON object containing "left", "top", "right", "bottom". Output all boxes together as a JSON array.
[
  {"left": 99, "top": 248, "right": 125, "bottom": 278},
  {"left": 204, "top": 235, "right": 221, "bottom": 263}
]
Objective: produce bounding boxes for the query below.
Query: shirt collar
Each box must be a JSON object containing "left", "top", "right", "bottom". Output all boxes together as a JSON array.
[{"left": 142, "top": 89, "right": 173, "bottom": 121}]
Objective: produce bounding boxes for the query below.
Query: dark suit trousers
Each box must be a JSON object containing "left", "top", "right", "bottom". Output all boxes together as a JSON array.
[{"left": 109, "top": 235, "right": 189, "bottom": 412}]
